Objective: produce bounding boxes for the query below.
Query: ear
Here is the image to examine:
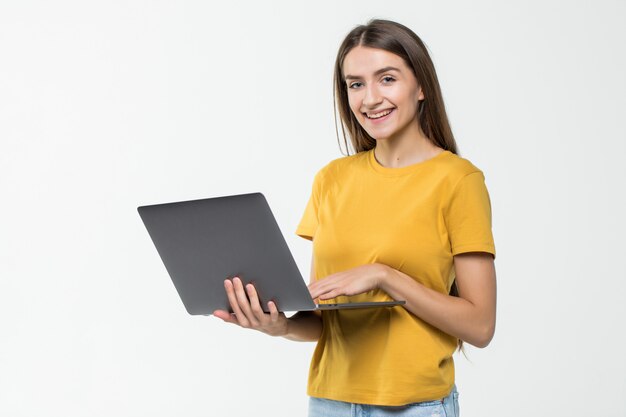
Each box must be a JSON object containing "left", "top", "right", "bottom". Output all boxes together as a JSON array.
[{"left": 417, "top": 86, "right": 425, "bottom": 101}]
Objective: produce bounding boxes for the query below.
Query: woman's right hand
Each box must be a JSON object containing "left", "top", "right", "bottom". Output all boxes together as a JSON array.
[{"left": 213, "top": 277, "right": 289, "bottom": 337}]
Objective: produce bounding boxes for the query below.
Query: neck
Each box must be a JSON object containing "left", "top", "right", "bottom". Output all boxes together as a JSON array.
[{"left": 374, "top": 125, "right": 441, "bottom": 168}]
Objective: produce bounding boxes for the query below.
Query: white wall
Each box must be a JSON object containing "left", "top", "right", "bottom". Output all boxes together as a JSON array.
[{"left": 1, "top": 1, "right": 624, "bottom": 416}]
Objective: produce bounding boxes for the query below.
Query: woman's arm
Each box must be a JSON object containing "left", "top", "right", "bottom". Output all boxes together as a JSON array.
[
  {"left": 380, "top": 252, "right": 496, "bottom": 348},
  {"left": 213, "top": 252, "right": 322, "bottom": 342},
  {"left": 283, "top": 311, "right": 322, "bottom": 341},
  {"left": 308, "top": 252, "right": 496, "bottom": 348}
]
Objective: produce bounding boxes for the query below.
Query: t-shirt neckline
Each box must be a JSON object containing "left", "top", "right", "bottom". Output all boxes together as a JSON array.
[{"left": 367, "top": 147, "right": 451, "bottom": 177}]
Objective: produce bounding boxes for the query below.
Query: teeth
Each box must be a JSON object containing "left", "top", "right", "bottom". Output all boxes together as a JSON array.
[{"left": 367, "top": 109, "right": 393, "bottom": 119}]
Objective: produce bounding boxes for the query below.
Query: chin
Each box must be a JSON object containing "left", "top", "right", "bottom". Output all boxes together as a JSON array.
[{"left": 367, "top": 132, "right": 394, "bottom": 142}]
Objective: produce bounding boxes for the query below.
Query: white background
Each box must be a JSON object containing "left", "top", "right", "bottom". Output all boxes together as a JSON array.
[{"left": 1, "top": 1, "right": 625, "bottom": 416}]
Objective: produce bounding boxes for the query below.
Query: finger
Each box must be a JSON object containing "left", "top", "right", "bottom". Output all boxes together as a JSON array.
[
  {"left": 267, "top": 300, "right": 279, "bottom": 323},
  {"left": 309, "top": 285, "right": 325, "bottom": 300},
  {"left": 318, "top": 288, "right": 342, "bottom": 300},
  {"left": 308, "top": 280, "right": 326, "bottom": 299},
  {"left": 232, "top": 277, "right": 259, "bottom": 326},
  {"left": 309, "top": 274, "right": 342, "bottom": 297},
  {"left": 213, "top": 309, "right": 240, "bottom": 325},
  {"left": 245, "top": 283, "right": 267, "bottom": 321},
  {"left": 224, "top": 279, "right": 250, "bottom": 327},
  {"left": 310, "top": 279, "right": 341, "bottom": 299}
]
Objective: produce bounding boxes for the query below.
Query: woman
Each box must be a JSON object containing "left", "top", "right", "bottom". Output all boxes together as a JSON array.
[{"left": 214, "top": 18, "right": 496, "bottom": 417}]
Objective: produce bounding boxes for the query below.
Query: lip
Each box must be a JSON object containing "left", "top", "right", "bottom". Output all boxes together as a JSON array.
[{"left": 364, "top": 108, "right": 395, "bottom": 123}]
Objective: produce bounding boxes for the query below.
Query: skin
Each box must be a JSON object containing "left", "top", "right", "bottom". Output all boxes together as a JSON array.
[
  {"left": 214, "top": 45, "right": 497, "bottom": 348},
  {"left": 213, "top": 255, "right": 321, "bottom": 341}
]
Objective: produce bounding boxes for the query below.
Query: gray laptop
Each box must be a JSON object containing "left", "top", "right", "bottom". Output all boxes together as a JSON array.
[{"left": 138, "top": 192, "right": 405, "bottom": 315}]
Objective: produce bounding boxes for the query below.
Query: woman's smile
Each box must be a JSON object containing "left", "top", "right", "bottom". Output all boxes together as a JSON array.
[{"left": 364, "top": 108, "right": 395, "bottom": 122}]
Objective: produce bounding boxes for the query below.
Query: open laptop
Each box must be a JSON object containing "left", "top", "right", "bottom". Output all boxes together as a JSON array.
[{"left": 138, "top": 192, "right": 405, "bottom": 315}]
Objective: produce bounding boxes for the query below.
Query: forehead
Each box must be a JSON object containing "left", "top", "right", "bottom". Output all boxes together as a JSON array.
[{"left": 342, "top": 46, "right": 408, "bottom": 77}]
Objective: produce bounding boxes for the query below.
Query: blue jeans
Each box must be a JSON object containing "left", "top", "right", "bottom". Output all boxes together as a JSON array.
[{"left": 308, "top": 385, "right": 459, "bottom": 417}]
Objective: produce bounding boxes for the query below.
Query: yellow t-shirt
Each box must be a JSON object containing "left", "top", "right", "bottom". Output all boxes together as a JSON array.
[{"left": 295, "top": 148, "right": 496, "bottom": 406}]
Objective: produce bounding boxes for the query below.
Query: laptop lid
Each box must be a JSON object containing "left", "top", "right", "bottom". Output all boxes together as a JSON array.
[{"left": 138, "top": 192, "right": 404, "bottom": 314}]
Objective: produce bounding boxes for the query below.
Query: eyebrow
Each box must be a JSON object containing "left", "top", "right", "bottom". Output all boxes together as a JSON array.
[{"left": 344, "top": 66, "right": 401, "bottom": 80}]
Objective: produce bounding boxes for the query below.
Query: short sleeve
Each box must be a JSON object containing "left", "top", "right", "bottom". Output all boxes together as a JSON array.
[
  {"left": 445, "top": 171, "right": 496, "bottom": 259},
  {"left": 295, "top": 169, "right": 323, "bottom": 241}
]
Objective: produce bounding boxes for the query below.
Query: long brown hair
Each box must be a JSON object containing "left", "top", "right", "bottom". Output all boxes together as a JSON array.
[
  {"left": 333, "top": 19, "right": 465, "bottom": 352},
  {"left": 333, "top": 18, "right": 459, "bottom": 156}
]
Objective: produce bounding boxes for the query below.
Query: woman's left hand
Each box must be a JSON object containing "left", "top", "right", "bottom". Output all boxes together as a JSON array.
[{"left": 308, "top": 263, "right": 389, "bottom": 301}]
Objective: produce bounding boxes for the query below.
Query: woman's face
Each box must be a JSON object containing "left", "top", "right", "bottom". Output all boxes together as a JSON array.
[{"left": 342, "top": 46, "right": 424, "bottom": 142}]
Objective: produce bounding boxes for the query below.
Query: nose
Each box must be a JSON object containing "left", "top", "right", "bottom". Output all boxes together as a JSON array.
[{"left": 362, "top": 84, "right": 383, "bottom": 109}]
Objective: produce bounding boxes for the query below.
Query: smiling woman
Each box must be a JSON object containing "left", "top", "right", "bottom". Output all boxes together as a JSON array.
[
  {"left": 213, "top": 18, "right": 496, "bottom": 417},
  {"left": 332, "top": 20, "right": 457, "bottom": 161}
]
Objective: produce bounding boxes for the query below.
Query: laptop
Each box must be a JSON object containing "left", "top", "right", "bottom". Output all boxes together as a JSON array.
[{"left": 138, "top": 192, "right": 405, "bottom": 315}]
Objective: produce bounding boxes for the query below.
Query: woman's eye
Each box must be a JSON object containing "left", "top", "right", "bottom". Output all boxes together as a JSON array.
[
  {"left": 382, "top": 76, "right": 395, "bottom": 83},
  {"left": 348, "top": 82, "right": 363, "bottom": 89}
]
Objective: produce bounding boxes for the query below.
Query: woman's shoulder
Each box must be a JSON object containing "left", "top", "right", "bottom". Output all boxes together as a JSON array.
[
  {"left": 436, "top": 150, "right": 485, "bottom": 178},
  {"left": 314, "top": 150, "right": 370, "bottom": 179}
]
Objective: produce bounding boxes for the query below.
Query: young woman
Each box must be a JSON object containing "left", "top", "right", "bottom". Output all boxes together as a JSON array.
[{"left": 214, "top": 18, "right": 496, "bottom": 417}]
